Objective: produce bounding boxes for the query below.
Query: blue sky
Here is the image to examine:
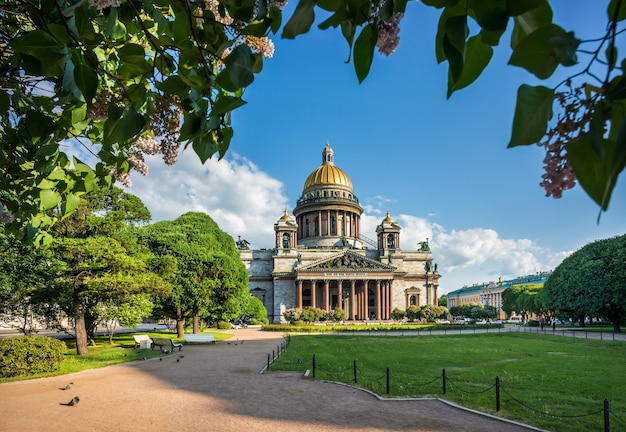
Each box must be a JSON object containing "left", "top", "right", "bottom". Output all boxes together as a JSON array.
[{"left": 126, "top": 1, "right": 626, "bottom": 294}]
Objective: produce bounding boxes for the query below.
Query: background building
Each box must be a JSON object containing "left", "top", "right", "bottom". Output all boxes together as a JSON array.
[
  {"left": 446, "top": 272, "right": 552, "bottom": 319},
  {"left": 239, "top": 144, "right": 441, "bottom": 323}
]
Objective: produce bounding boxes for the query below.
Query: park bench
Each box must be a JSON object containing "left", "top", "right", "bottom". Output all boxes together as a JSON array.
[
  {"left": 151, "top": 337, "right": 183, "bottom": 352},
  {"left": 133, "top": 334, "right": 153, "bottom": 349},
  {"left": 184, "top": 334, "right": 216, "bottom": 344}
]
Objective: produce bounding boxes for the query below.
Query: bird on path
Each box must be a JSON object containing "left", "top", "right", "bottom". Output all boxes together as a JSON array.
[
  {"left": 176, "top": 359, "right": 180, "bottom": 363},
  {"left": 61, "top": 396, "right": 80, "bottom": 406},
  {"left": 159, "top": 358, "right": 163, "bottom": 362},
  {"left": 59, "top": 382, "right": 73, "bottom": 390}
]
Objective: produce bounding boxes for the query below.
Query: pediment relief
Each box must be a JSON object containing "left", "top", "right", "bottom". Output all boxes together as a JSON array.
[{"left": 298, "top": 251, "right": 395, "bottom": 272}]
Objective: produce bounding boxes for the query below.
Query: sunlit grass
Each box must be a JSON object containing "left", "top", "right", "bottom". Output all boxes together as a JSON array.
[
  {"left": 269, "top": 333, "right": 626, "bottom": 432},
  {"left": 0, "top": 330, "right": 232, "bottom": 383}
]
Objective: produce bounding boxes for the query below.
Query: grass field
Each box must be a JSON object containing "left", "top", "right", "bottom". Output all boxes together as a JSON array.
[{"left": 268, "top": 333, "right": 626, "bottom": 432}]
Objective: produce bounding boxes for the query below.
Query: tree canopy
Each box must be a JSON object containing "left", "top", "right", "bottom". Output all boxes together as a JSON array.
[
  {"left": 1, "top": 0, "right": 624, "bottom": 244},
  {"left": 138, "top": 212, "right": 249, "bottom": 337},
  {"left": 542, "top": 234, "right": 626, "bottom": 332}
]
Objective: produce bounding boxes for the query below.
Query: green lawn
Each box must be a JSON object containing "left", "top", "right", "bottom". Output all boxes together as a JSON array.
[
  {"left": 0, "top": 330, "right": 232, "bottom": 383},
  {"left": 268, "top": 333, "right": 626, "bottom": 432}
]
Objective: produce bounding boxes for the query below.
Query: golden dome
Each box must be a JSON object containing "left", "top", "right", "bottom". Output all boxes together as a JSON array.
[
  {"left": 279, "top": 208, "right": 293, "bottom": 221},
  {"left": 381, "top": 211, "right": 395, "bottom": 223},
  {"left": 302, "top": 144, "right": 353, "bottom": 191}
]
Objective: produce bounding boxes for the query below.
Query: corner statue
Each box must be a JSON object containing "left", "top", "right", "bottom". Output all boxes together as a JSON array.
[{"left": 236, "top": 236, "right": 250, "bottom": 250}]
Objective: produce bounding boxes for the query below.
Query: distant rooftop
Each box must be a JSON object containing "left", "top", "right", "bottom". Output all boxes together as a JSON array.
[{"left": 447, "top": 272, "right": 552, "bottom": 296}]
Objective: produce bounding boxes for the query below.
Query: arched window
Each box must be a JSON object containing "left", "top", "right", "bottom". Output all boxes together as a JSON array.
[
  {"left": 387, "top": 234, "right": 395, "bottom": 248},
  {"left": 282, "top": 233, "right": 290, "bottom": 248}
]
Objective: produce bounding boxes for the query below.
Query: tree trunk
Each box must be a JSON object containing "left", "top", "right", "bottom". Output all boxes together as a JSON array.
[
  {"left": 176, "top": 307, "right": 185, "bottom": 339},
  {"left": 613, "top": 321, "right": 622, "bottom": 333},
  {"left": 192, "top": 306, "right": 200, "bottom": 334},
  {"left": 74, "top": 298, "right": 89, "bottom": 355}
]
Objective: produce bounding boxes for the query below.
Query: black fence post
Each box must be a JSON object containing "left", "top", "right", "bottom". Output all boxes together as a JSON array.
[
  {"left": 495, "top": 376, "right": 501, "bottom": 412},
  {"left": 272, "top": 349, "right": 275, "bottom": 362},
  {"left": 604, "top": 399, "right": 610, "bottom": 432},
  {"left": 267, "top": 353, "right": 270, "bottom": 370},
  {"left": 353, "top": 360, "right": 357, "bottom": 384},
  {"left": 386, "top": 367, "right": 390, "bottom": 395},
  {"left": 442, "top": 368, "right": 446, "bottom": 395},
  {"left": 312, "top": 354, "right": 316, "bottom": 379}
]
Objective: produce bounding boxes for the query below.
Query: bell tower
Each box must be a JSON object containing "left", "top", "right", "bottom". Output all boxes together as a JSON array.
[{"left": 274, "top": 209, "right": 298, "bottom": 250}]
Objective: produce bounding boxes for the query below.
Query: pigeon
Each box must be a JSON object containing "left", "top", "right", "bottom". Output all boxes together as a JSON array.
[
  {"left": 176, "top": 359, "right": 180, "bottom": 363},
  {"left": 61, "top": 396, "right": 80, "bottom": 406},
  {"left": 159, "top": 358, "right": 163, "bottom": 362},
  {"left": 142, "top": 357, "right": 146, "bottom": 360},
  {"left": 59, "top": 382, "right": 74, "bottom": 390},
  {"left": 179, "top": 355, "right": 184, "bottom": 359},
  {"left": 241, "top": 340, "right": 245, "bottom": 344}
]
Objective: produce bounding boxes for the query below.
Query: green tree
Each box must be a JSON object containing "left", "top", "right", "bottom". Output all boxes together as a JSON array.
[
  {"left": 96, "top": 293, "right": 154, "bottom": 344},
  {"left": 283, "top": 0, "right": 626, "bottom": 212},
  {"left": 300, "top": 306, "right": 325, "bottom": 323},
  {"left": 240, "top": 295, "right": 269, "bottom": 325},
  {"left": 405, "top": 305, "right": 421, "bottom": 322},
  {"left": 138, "top": 212, "right": 248, "bottom": 337},
  {"left": 459, "top": 302, "right": 482, "bottom": 318},
  {"left": 47, "top": 236, "right": 168, "bottom": 354},
  {"left": 0, "top": 227, "right": 60, "bottom": 334},
  {"left": 542, "top": 234, "right": 626, "bottom": 332},
  {"left": 438, "top": 294, "right": 447, "bottom": 307}
]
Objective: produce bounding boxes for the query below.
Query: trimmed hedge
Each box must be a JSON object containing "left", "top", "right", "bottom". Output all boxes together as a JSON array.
[
  {"left": 217, "top": 321, "right": 232, "bottom": 330},
  {"left": 0, "top": 336, "right": 66, "bottom": 377}
]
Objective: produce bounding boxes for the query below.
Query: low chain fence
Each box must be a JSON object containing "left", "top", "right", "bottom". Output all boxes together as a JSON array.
[{"left": 268, "top": 350, "right": 624, "bottom": 432}]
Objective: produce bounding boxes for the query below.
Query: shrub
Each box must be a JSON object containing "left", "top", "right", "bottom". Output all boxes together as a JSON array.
[
  {"left": 528, "top": 319, "right": 540, "bottom": 327},
  {"left": 217, "top": 321, "right": 232, "bottom": 330},
  {"left": 250, "top": 318, "right": 268, "bottom": 325},
  {"left": 0, "top": 336, "right": 66, "bottom": 378}
]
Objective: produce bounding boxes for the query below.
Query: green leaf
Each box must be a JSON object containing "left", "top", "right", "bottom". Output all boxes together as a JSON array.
[
  {"left": 447, "top": 35, "right": 493, "bottom": 97},
  {"left": 25, "top": 110, "right": 56, "bottom": 138},
  {"left": 211, "top": 95, "right": 247, "bottom": 116},
  {"left": 443, "top": 15, "right": 468, "bottom": 82},
  {"left": 192, "top": 134, "right": 220, "bottom": 164},
  {"left": 74, "top": 63, "right": 98, "bottom": 104},
  {"left": 480, "top": 28, "right": 505, "bottom": 46},
  {"left": 508, "top": 24, "right": 564, "bottom": 79},
  {"left": 282, "top": 0, "right": 317, "bottom": 39},
  {"left": 39, "top": 189, "right": 62, "bottom": 211},
  {"left": 105, "top": 9, "right": 127, "bottom": 40},
  {"left": 157, "top": 76, "right": 191, "bottom": 97},
  {"left": 508, "top": 84, "right": 554, "bottom": 147},
  {"left": 61, "top": 193, "right": 81, "bottom": 216},
  {"left": 506, "top": 0, "right": 546, "bottom": 16},
  {"left": 471, "top": 0, "right": 508, "bottom": 31},
  {"left": 118, "top": 44, "right": 147, "bottom": 64},
  {"left": 74, "top": 6, "right": 96, "bottom": 42},
  {"left": 0, "top": 90, "right": 9, "bottom": 114},
  {"left": 511, "top": 2, "right": 552, "bottom": 49},
  {"left": 241, "top": 19, "right": 272, "bottom": 37},
  {"left": 103, "top": 109, "right": 146, "bottom": 146},
  {"left": 179, "top": 113, "right": 203, "bottom": 141},
  {"left": 354, "top": 24, "right": 378, "bottom": 83},
  {"left": 550, "top": 31, "right": 580, "bottom": 67},
  {"left": 224, "top": 44, "right": 255, "bottom": 88},
  {"left": 269, "top": 5, "right": 283, "bottom": 33},
  {"left": 422, "top": 0, "right": 460, "bottom": 8},
  {"left": 567, "top": 133, "right": 626, "bottom": 210},
  {"left": 608, "top": 0, "right": 626, "bottom": 22}
]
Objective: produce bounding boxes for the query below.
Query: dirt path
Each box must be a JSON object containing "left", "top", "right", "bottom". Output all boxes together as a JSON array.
[{"left": 0, "top": 329, "right": 538, "bottom": 432}]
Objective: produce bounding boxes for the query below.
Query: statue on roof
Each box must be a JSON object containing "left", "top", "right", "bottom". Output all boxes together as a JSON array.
[
  {"left": 236, "top": 236, "right": 250, "bottom": 250},
  {"left": 418, "top": 238, "right": 431, "bottom": 252}
]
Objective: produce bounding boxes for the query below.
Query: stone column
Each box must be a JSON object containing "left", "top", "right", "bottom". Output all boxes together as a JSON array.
[
  {"left": 296, "top": 280, "right": 303, "bottom": 309},
  {"left": 375, "top": 280, "right": 381, "bottom": 320},
  {"left": 324, "top": 280, "right": 330, "bottom": 311},
  {"left": 337, "top": 280, "right": 343, "bottom": 311},
  {"left": 363, "top": 280, "right": 370, "bottom": 319},
  {"left": 350, "top": 280, "right": 356, "bottom": 320},
  {"left": 311, "top": 280, "right": 317, "bottom": 309}
]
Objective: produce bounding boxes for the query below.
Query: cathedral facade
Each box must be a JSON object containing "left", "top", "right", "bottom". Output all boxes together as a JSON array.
[{"left": 239, "top": 144, "right": 441, "bottom": 323}]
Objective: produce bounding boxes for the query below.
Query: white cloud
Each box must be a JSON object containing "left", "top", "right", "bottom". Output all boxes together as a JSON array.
[{"left": 126, "top": 150, "right": 288, "bottom": 249}]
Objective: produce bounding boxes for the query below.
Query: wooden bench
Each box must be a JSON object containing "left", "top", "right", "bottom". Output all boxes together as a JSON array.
[
  {"left": 151, "top": 337, "right": 183, "bottom": 352},
  {"left": 184, "top": 334, "right": 216, "bottom": 344},
  {"left": 133, "top": 334, "right": 153, "bottom": 349}
]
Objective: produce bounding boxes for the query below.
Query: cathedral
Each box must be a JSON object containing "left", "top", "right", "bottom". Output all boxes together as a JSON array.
[{"left": 238, "top": 144, "right": 441, "bottom": 323}]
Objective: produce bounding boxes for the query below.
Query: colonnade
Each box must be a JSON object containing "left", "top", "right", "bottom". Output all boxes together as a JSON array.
[
  {"left": 295, "top": 279, "right": 393, "bottom": 320},
  {"left": 296, "top": 209, "right": 360, "bottom": 239}
]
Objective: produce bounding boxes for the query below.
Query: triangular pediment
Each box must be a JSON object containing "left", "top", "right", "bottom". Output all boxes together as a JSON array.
[{"left": 298, "top": 251, "right": 395, "bottom": 273}]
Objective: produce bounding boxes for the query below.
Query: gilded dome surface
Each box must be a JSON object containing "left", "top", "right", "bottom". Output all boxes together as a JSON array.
[{"left": 302, "top": 144, "right": 353, "bottom": 191}]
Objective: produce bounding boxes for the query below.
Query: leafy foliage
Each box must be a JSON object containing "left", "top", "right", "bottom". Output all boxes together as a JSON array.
[
  {"left": 0, "top": 336, "right": 66, "bottom": 377},
  {"left": 137, "top": 212, "right": 249, "bottom": 336},
  {"left": 542, "top": 234, "right": 626, "bottom": 332},
  {"left": 1, "top": 0, "right": 285, "bottom": 243}
]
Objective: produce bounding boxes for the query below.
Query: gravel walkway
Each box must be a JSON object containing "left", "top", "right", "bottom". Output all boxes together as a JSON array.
[{"left": 0, "top": 328, "right": 540, "bottom": 432}]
